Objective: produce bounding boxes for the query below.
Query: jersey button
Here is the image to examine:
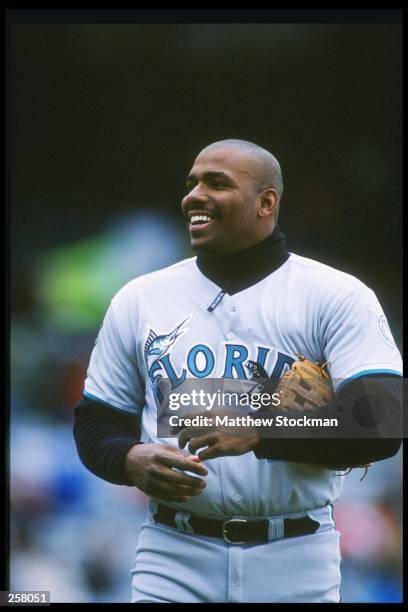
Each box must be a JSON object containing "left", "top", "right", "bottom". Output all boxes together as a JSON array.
[
  {"left": 227, "top": 332, "right": 234, "bottom": 340},
  {"left": 230, "top": 306, "right": 236, "bottom": 312}
]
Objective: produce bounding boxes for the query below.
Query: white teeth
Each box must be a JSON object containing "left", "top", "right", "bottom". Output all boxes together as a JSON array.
[{"left": 191, "top": 214, "right": 212, "bottom": 225}]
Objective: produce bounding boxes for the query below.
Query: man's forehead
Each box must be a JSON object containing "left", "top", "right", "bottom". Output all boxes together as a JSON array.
[{"left": 190, "top": 146, "right": 258, "bottom": 177}]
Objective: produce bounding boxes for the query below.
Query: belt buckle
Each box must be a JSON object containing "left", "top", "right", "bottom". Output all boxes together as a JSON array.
[{"left": 222, "top": 518, "right": 248, "bottom": 544}]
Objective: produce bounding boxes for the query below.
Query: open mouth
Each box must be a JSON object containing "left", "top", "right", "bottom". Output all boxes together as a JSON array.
[{"left": 188, "top": 214, "right": 215, "bottom": 233}]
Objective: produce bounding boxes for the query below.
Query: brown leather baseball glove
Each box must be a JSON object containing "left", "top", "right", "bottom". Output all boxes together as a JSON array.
[{"left": 275, "top": 354, "right": 334, "bottom": 411}]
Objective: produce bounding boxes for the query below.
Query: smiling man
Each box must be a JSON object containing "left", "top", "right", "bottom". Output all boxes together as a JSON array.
[
  {"left": 74, "top": 139, "right": 402, "bottom": 603},
  {"left": 182, "top": 141, "right": 282, "bottom": 256}
]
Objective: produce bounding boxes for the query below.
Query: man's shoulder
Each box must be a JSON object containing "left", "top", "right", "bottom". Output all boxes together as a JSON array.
[
  {"left": 112, "top": 256, "right": 198, "bottom": 301},
  {"left": 287, "top": 253, "right": 368, "bottom": 294}
]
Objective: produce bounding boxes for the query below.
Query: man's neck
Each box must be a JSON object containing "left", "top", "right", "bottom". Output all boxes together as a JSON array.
[{"left": 195, "top": 225, "right": 289, "bottom": 295}]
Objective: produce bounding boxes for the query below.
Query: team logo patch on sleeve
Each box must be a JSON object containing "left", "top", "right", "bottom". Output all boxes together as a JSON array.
[{"left": 377, "top": 314, "right": 397, "bottom": 348}]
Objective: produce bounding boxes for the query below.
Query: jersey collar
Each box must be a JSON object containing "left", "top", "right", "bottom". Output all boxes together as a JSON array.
[{"left": 195, "top": 225, "right": 289, "bottom": 295}]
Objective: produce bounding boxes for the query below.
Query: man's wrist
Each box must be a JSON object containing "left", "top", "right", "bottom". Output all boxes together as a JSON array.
[{"left": 123, "top": 442, "right": 144, "bottom": 484}]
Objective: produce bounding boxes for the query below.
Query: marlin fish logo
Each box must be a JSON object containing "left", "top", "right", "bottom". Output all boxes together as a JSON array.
[{"left": 144, "top": 315, "right": 192, "bottom": 374}]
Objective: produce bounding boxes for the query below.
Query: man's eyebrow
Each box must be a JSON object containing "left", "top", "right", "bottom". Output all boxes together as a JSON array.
[{"left": 186, "top": 171, "right": 235, "bottom": 184}]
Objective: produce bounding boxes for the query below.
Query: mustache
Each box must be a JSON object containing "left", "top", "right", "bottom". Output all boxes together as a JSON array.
[{"left": 184, "top": 204, "right": 220, "bottom": 220}]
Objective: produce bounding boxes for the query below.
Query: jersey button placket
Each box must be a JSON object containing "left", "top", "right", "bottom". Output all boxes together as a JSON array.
[{"left": 227, "top": 303, "right": 236, "bottom": 339}]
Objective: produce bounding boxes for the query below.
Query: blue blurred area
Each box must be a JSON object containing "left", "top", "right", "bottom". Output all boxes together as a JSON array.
[
  {"left": 10, "top": 414, "right": 149, "bottom": 602},
  {"left": 10, "top": 212, "right": 183, "bottom": 602}
]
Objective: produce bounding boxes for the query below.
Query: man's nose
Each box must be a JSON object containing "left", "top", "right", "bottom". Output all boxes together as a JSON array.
[
  {"left": 182, "top": 185, "right": 209, "bottom": 209},
  {"left": 185, "top": 184, "right": 209, "bottom": 203}
]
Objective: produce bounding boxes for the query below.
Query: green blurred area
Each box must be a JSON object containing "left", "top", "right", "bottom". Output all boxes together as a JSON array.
[{"left": 41, "top": 234, "right": 116, "bottom": 330}]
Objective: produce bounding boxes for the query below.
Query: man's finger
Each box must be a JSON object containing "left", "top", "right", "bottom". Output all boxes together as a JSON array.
[
  {"left": 178, "top": 426, "right": 214, "bottom": 449},
  {"left": 148, "top": 480, "right": 204, "bottom": 501},
  {"left": 188, "top": 434, "right": 218, "bottom": 456},
  {"left": 149, "top": 487, "right": 192, "bottom": 503},
  {"left": 170, "top": 422, "right": 186, "bottom": 435},
  {"left": 159, "top": 452, "right": 208, "bottom": 476},
  {"left": 166, "top": 469, "right": 207, "bottom": 489},
  {"left": 197, "top": 444, "right": 226, "bottom": 461}
]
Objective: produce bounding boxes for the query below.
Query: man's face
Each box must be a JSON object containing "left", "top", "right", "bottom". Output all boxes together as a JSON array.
[{"left": 181, "top": 146, "right": 265, "bottom": 257}]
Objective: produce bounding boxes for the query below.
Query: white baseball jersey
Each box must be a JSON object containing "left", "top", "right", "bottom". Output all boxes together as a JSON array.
[{"left": 84, "top": 253, "right": 402, "bottom": 519}]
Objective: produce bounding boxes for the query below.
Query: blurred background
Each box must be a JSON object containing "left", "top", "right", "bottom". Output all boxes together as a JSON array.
[{"left": 9, "top": 13, "right": 402, "bottom": 603}]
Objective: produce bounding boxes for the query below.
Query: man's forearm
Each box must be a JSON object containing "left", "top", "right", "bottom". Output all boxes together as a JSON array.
[
  {"left": 253, "top": 374, "right": 402, "bottom": 468},
  {"left": 73, "top": 397, "right": 142, "bottom": 485},
  {"left": 253, "top": 437, "right": 402, "bottom": 469}
]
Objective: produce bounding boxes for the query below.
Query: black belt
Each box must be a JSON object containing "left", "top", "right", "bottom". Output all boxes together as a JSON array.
[{"left": 153, "top": 503, "right": 320, "bottom": 545}]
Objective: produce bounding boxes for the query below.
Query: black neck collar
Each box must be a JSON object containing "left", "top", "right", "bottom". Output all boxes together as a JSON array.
[{"left": 196, "top": 225, "right": 290, "bottom": 295}]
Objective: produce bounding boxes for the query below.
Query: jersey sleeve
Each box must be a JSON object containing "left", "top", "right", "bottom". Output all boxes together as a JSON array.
[
  {"left": 83, "top": 302, "right": 145, "bottom": 416},
  {"left": 321, "top": 285, "right": 402, "bottom": 391}
]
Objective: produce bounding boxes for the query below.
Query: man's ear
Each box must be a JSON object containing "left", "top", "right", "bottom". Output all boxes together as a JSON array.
[{"left": 258, "top": 188, "right": 279, "bottom": 218}]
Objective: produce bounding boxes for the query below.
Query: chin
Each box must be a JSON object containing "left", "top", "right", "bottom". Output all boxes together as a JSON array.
[{"left": 191, "top": 238, "right": 222, "bottom": 258}]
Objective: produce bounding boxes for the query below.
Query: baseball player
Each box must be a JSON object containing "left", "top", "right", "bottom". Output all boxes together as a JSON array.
[{"left": 74, "top": 139, "right": 402, "bottom": 603}]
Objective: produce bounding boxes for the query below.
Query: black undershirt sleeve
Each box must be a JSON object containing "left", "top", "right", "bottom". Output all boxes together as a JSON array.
[
  {"left": 253, "top": 437, "right": 402, "bottom": 470},
  {"left": 253, "top": 374, "right": 402, "bottom": 469},
  {"left": 73, "top": 397, "right": 142, "bottom": 485}
]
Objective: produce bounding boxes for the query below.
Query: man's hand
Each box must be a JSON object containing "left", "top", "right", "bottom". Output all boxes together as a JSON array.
[
  {"left": 176, "top": 410, "right": 261, "bottom": 461},
  {"left": 125, "top": 443, "right": 208, "bottom": 502}
]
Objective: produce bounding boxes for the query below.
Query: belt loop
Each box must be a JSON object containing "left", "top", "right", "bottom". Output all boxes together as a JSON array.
[
  {"left": 174, "top": 510, "right": 194, "bottom": 534},
  {"left": 268, "top": 517, "right": 284, "bottom": 542}
]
